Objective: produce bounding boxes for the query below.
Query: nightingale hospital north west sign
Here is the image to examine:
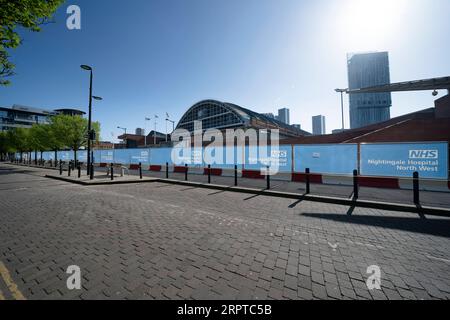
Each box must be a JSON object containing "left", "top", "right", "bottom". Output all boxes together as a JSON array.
[{"left": 360, "top": 142, "right": 449, "bottom": 179}]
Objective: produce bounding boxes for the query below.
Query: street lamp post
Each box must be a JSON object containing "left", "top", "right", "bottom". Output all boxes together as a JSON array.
[
  {"left": 166, "top": 118, "right": 175, "bottom": 142},
  {"left": 117, "top": 126, "right": 127, "bottom": 147},
  {"left": 81, "top": 65, "right": 94, "bottom": 175},
  {"left": 154, "top": 115, "right": 159, "bottom": 145},
  {"left": 117, "top": 126, "right": 127, "bottom": 134},
  {"left": 335, "top": 88, "right": 346, "bottom": 130},
  {"left": 144, "top": 117, "right": 151, "bottom": 146}
]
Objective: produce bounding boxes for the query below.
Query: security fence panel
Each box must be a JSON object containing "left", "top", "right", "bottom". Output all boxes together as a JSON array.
[
  {"left": 113, "top": 149, "right": 131, "bottom": 164},
  {"left": 269, "top": 145, "right": 292, "bottom": 173},
  {"left": 77, "top": 150, "right": 87, "bottom": 162},
  {"left": 294, "top": 144, "right": 358, "bottom": 175},
  {"left": 129, "top": 149, "right": 150, "bottom": 164},
  {"left": 93, "top": 150, "right": 102, "bottom": 163},
  {"left": 45, "top": 152, "right": 54, "bottom": 160},
  {"left": 208, "top": 146, "right": 241, "bottom": 169},
  {"left": 57, "top": 151, "right": 74, "bottom": 161},
  {"left": 360, "top": 142, "right": 449, "bottom": 179},
  {"left": 99, "top": 150, "right": 114, "bottom": 163},
  {"left": 243, "top": 146, "right": 262, "bottom": 171},
  {"left": 170, "top": 147, "right": 203, "bottom": 167},
  {"left": 149, "top": 148, "right": 174, "bottom": 165},
  {"left": 243, "top": 145, "right": 292, "bottom": 172}
]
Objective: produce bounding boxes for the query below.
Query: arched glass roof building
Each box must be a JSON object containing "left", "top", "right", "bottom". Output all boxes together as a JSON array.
[{"left": 176, "top": 100, "right": 309, "bottom": 138}]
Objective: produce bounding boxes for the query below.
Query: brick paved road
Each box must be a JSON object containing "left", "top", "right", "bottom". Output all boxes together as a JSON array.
[{"left": 0, "top": 163, "right": 449, "bottom": 300}]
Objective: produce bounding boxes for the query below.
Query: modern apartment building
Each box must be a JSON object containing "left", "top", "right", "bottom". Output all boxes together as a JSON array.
[
  {"left": 0, "top": 104, "right": 85, "bottom": 131},
  {"left": 312, "top": 115, "right": 326, "bottom": 135},
  {"left": 347, "top": 52, "right": 392, "bottom": 129}
]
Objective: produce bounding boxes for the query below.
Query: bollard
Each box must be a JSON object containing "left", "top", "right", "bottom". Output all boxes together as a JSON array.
[
  {"left": 110, "top": 163, "right": 114, "bottom": 181},
  {"left": 185, "top": 164, "right": 188, "bottom": 181},
  {"left": 413, "top": 171, "right": 420, "bottom": 205},
  {"left": 68, "top": 163, "right": 71, "bottom": 177},
  {"left": 59, "top": 160, "right": 62, "bottom": 175},
  {"left": 234, "top": 165, "right": 238, "bottom": 186},
  {"left": 266, "top": 166, "right": 270, "bottom": 190},
  {"left": 166, "top": 162, "right": 169, "bottom": 179},
  {"left": 305, "top": 168, "right": 310, "bottom": 194},
  {"left": 90, "top": 163, "right": 94, "bottom": 180},
  {"left": 78, "top": 165, "right": 81, "bottom": 178},
  {"left": 139, "top": 162, "right": 143, "bottom": 179},
  {"left": 353, "top": 170, "right": 359, "bottom": 200},
  {"left": 208, "top": 165, "right": 211, "bottom": 184}
]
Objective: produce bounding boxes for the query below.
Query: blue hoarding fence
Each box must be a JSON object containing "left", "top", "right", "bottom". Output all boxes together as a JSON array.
[
  {"left": 293, "top": 144, "right": 358, "bottom": 175},
  {"left": 360, "top": 142, "right": 448, "bottom": 180},
  {"left": 23, "top": 142, "right": 450, "bottom": 181}
]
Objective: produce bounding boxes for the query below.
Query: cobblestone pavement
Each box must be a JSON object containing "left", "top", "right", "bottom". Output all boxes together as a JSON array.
[{"left": 0, "top": 163, "right": 449, "bottom": 300}]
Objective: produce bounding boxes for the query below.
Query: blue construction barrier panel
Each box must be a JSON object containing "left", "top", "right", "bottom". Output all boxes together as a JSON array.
[
  {"left": 57, "top": 151, "right": 74, "bottom": 161},
  {"left": 130, "top": 149, "right": 150, "bottom": 164},
  {"left": 149, "top": 148, "right": 174, "bottom": 165},
  {"left": 360, "top": 142, "right": 449, "bottom": 179},
  {"left": 204, "top": 146, "right": 242, "bottom": 169},
  {"left": 294, "top": 144, "right": 358, "bottom": 175},
  {"left": 43, "top": 151, "right": 53, "bottom": 160},
  {"left": 77, "top": 150, "right": 87, "bottom": 162},
  {"left": 243, "top": 145, "right": 292, "bottom": 172},
  {"left": 100, "top": 150, "right": 114, "bottom": 163},
  {"left": 113, "top": 149, "right": 132, "bottom": 164},
  {"left": 170, "top": 147, "right": 203, "bottom": 167}
]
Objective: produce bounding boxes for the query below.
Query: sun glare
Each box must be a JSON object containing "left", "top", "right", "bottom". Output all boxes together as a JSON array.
[{"left": 337, "top": 0, "right": 408, "bottom": 51}]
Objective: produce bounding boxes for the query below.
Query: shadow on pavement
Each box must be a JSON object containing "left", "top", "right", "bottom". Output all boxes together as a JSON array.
[{"left": 301, "top": 212, "right": 450, "bottom": 238}]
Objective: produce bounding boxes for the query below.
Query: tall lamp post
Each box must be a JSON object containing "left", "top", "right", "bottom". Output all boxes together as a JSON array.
[
  {"left": 154, "top": 115, "right": 159, "bottom": 145},
  {"left": 335, "top": 88, "right": 347, "bottom": 130},
  {"left": 165, "top": 118, "right": 175, "bottom": 142},
  {"left": 81, "top": 65, "right": 102, "bottom": 175},
  {"left": 144, "top": 117, "right": 151, "bottom": 146},
  {"left": 117, "top": 126, "right": 127, "bottom": 147},
  {"left": 117, "top": 126, "right": 127, "bottom": 134}
]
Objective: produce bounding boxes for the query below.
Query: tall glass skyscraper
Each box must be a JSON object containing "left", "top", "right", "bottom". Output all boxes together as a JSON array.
[
  {"left": 312, "top": 115, "right": 326, "bottom": 135},
  {"left": 347, "top": 52, "right": 392, "bottom": 129}
]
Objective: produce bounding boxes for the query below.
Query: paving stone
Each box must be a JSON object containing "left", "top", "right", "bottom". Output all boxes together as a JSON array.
[{"left": 0, "top": 164, "right": 449, "bottom": 301}]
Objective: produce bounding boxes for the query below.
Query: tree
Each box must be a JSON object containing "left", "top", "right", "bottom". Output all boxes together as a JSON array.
[
  {"left": 0, "top": 0, "right": 64, "bottom": 85},
  {"left": 8, "top": 127, "right": 30, "bottom": 161},
  {"left": 0, "top": 131, "right": 13, "bottom": 160},
  {"left": 47, "top": 117, "right": 65, "bottom": 162},
  {"left": 51, "top": 114, "right": 100, "bottom": 162},
  {"left": 29, "top": 124, "right": 51, "bottom": 163}
]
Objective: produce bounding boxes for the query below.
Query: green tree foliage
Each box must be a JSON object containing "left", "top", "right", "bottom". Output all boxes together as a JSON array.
[
  {"left": 1, "top": 115, "right": 101, "bottom": 162},
  {"left": 0, "top": 0, "right": 64, "bottom": 85},
  {"left": 7, "top": 127, "right": 30, "bottom": 159},
  {"left": 51, "top": 114, "right": 101, "bottom": 161},
  {"left": 0, "top": 131, "right": 13, "bottom": 160},
  {"left": 29, "top": 123, "right": 52, "bottom": 160}
]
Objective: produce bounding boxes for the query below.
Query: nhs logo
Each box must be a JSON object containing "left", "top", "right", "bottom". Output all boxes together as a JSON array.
[{"left": 409, "top": 150, "right": 439, "bottom": 159}]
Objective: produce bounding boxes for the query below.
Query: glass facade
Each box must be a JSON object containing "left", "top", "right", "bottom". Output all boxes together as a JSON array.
[
  {"left": 0, "top": 106, "right": 54, "bottom": 131},
  {"left": 176, "top": 100, "right": 310, "bottom": 138},
  {"left": 176, "top": 100, "right": 246, "bottom": 132},
  {"left": 312, "top": 115, "right": 326, "bottom": 135},
  {"left": 347, "top": 52, "right": 392, "bottom": 129}
]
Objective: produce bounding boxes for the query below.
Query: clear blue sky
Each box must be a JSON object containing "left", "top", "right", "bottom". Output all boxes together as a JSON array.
[{"left": 1, "top": 0, "right": 449, "bottom": 141}]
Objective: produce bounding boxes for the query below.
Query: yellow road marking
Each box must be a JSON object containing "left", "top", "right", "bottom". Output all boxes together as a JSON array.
[{"left": 0, "top": 261, "right": 26, "bottom": 300}]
